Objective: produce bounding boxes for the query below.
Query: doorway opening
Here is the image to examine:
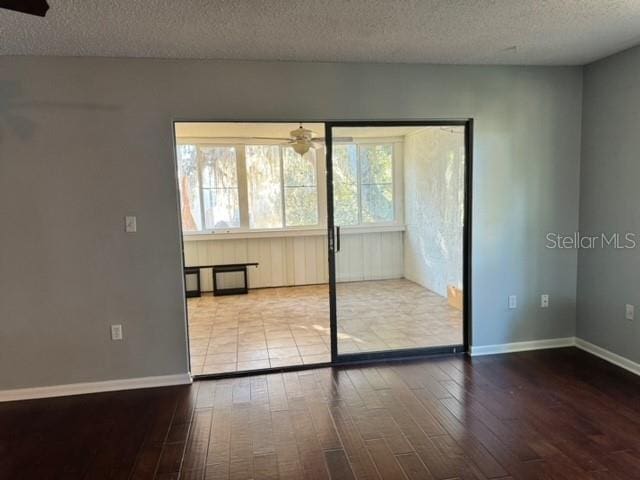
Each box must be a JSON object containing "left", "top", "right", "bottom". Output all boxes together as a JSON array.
[{"left": 173, "top": 120, "right": 472, "bottom": 378}]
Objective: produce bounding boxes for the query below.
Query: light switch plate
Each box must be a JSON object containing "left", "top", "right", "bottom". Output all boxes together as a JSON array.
[
  {"left": 508, "top": 295, "right": 517, "bottom": 309},
  {"left": 125, "top": 216, "right": 137, "bottom": 233},
  {"left": 111, "top": 324, "right": 123, "bottom": 341},
  {"left": 541, "top": 294, "right": 549, "bottom": 308},
  {"left": 625, "top": 304, "right": 634, "bottom": 321}
]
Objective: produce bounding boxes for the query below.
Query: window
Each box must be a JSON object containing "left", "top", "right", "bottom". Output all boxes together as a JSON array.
[
  {"left": 176, "top": 145, "right": 202, "bottom": 232},
  {"left": 246, "top": 145, "right": 283, "bottom": 229},
  {"left": 246, "top": 145, "right": 319, "bottom": 229},
  {"left": 333, "top": 143, "right": 394, "bottom": 225},
  {"left": 176, "top": 145, "right": 240, "bottom": 232},
  {"left": 283, "top": 147, "right": 318, "bottom": 227},
  {"left": 360, "top": 144, "right": 393, "bottom": 223},
  {"left": 332, "top": 144, "right": 359, "bottom": 226},
  {"left": 177, "top": 143, "right": 319, "bottom": 233},
  {"left": 200, "top": 146, "right": 240, "bottom": 229}
]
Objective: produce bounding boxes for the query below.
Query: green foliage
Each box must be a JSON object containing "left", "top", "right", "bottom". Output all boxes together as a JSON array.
[
  {"left": 246, "top": 145, "right": 282, "bottom": 228},
  {"left": 283, "top": 148, "right": 318, "bottom": 227},
  {"left": 332, "top": 143, "right": 393, "bottom": 225},
  {"left": 332, "top": 144, "right": 358, "bottom": 225}
]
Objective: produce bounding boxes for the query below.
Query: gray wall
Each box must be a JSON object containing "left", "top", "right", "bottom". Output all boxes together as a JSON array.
[
  {"left": 577, "top": 45, "right": 640, "bottom": 364},
  {"left": 404, "top": 127, "right": 465, "bottom": 297},
  {"left": 0, "top": 57, "right": 582, "bottom": 390}
]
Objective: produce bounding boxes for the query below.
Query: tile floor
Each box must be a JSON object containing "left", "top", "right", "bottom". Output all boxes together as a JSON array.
[
  {"left": 336, "top": 278, "right": 463, "bottom": 353},
  {"left": 188, "top": 279, "right": 463, "bottom": 375},
  {"left": 188, "top": 284, "right": 331, "bottom": 375}
]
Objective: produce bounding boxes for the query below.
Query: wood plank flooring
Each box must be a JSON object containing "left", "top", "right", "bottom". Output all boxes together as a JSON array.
[{"left": 1, "top": 347, "right": 640, "bottom": 479}]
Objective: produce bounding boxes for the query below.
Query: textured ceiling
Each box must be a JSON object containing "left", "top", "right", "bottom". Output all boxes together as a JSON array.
[{"left": 1, "top": 0, "right": 639, "bottom": 65}]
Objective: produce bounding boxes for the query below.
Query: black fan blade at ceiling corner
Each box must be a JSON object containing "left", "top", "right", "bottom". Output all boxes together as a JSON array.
[{"left": 0, "top": 0, "right": 50, "bottom": 17}]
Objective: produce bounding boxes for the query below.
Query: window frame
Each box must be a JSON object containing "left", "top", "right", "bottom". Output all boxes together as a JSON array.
[
  {"left": 175, "top": 143, "right": 203, "bottom": 233},
  {"left": 244, "top": 143, "right": 322, "bottom": 231},
  {"left": 281, "top": 145, "right": 321, "bottom": 229},
  {"left": 176, "top": 137, "right": 404, "bottom": 239},
  {"left": 197, "top": 144, "right": 242, "bottom": 231},
  {"left": 333, "top": 137, "right": 404, "bottom": 228},
  {"left": 175, "top": 143, "right": 243, "bottom": 233},
  {"left": 244, "top": 143, "right": 286, "bottom": 230}
]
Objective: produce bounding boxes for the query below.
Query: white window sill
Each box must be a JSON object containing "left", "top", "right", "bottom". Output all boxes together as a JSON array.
[{"left": 182, "top": 224, "right": 405, "bottom": 241}]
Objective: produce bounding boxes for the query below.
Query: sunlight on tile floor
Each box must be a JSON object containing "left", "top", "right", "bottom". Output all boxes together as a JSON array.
[
  {"left": 188, "top": 285, "right": 330, "bottom": 375},
  {"left": 188, "top": 279, "right": 463, "bottom": 375},
  {"left": 337, "top": 279, "right": 463, "bottom": 353}
]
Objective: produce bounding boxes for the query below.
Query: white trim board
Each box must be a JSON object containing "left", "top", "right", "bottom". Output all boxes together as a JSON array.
[
  {"left": 469, "top": 337, "right": 576, "bottom": 356},
  {"left": 0, "top": 373, "right": 192, "bottom": 403},
  {"left": 470, "top": 336, "right": 640, "bottom": 378},
  {"left": 574, "top": 338, "right": 640, "bottom": 377},
  {"left": 183, "top": 224, "right": 406, "bottom": 241}
]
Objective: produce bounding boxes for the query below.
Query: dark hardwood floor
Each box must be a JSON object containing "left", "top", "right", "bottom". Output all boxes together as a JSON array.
[{"left": 2, "top": 347, "right": 640, "bottom": 479}]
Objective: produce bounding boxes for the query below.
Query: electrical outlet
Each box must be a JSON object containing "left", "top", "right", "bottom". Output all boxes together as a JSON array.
[
  {"left": 625, "top": 304, "right": 634, "bottom": 321},
  {"left": 111, "top": 324, "right": 123, "bottom": 341},
  {"left": 508, "top": 295, "right": 517, "bottom": 309},
  {"left": 125, "top": 216, "right": 137, "bottom": 233},
  {"left": 541, "top": 294, "right": 549, "bottom": 308}
]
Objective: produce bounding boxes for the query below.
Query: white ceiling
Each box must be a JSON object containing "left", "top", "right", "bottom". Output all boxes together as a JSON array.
[
  {"left": 175, "top": 123, "right": 325, "bottom": 140},
  {"left": 1, "top": 1, "right": 639, "bottom": 65},
  {"left": 333, "top": 126, "right": 456, "bottom": 138}
]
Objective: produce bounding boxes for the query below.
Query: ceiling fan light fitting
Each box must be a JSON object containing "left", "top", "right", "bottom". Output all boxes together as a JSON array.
[{"left": 292, "top": 140, "right": 310, "bottom": 155}]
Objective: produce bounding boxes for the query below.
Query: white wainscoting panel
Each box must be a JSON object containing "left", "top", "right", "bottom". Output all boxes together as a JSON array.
[
  {"left": 183, "top": 231, "right": 403, "bottom": 290},
  {"left": 336, "top": 231, "right": 404, "bottom": 282}
]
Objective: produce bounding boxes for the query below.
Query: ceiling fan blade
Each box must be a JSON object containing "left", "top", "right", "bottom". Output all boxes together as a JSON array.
[
  {"left": 0, "top": 0, "right": 49, "bottom": 16},
  {"left": 177, "top": 136, "right": 291, "bottom": 142},
  {"left": 245, "top": 136, "right": 292, "bottom": 141},
  {"left": 313, "top": 137, "right": 353, "bottom": 142}
]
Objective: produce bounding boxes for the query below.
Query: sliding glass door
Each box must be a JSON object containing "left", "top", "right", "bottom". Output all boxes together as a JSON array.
[
  {"left": 327, "top": 122, "right": 471, "bottom": 361},
  {"left": 175, "top": 119, "right": 471, "bottom": 377}
]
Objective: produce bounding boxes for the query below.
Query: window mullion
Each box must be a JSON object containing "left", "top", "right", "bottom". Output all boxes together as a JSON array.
[
  {"left": 280, "top": 146, "right": 286, "bottom": 228},
  {"left": 197, "top": 147, "right": 207, "bottom": 231},
  {"left": 392, "top": 142, "right": 399, "bottom": 223},
  {"left": 236, "top": 144, "right": 250, "bottom": 230},
  {"left": 356, "top": 143, "right": 363, "bottom": 225},
  {"left": 316, "top": 147, "right": 327, "bottom": 227}
]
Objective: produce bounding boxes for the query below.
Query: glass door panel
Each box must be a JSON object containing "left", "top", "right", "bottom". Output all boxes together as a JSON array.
[{"left": 328, "top": 124, "right": 467, "bottom": 358}]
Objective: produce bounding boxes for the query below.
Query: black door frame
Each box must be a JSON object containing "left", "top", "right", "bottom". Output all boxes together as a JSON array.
[
  {"left": 172, "top": 119, "right": 473, "bottom": 380},
  {"left": 325, "top": 120, "right": 473, "bottom": 364}
]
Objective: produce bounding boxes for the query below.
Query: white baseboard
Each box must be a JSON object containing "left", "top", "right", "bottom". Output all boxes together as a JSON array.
[
  {"left": 4, "top": 339, "right": 637, "bottom": 402},
  {"left": 469, "top": 337, "right": 576, "bottom": 356},
  {"left": 575, "top": 338, "right": 640, "bottom": 377},
  {"left": 469, "top": 336, "right": 640, "bottom": 378},
  {"left": 0, "top": 373, "right": 192, "bottom": 402}
]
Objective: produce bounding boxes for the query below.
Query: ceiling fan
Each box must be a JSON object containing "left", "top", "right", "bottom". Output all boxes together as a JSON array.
[
  {"left": 202, "top": 124, "right": 352, "bottom": 156},
  {"left": 0, "top": 0, "right": 49, "bottom": 16}
]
